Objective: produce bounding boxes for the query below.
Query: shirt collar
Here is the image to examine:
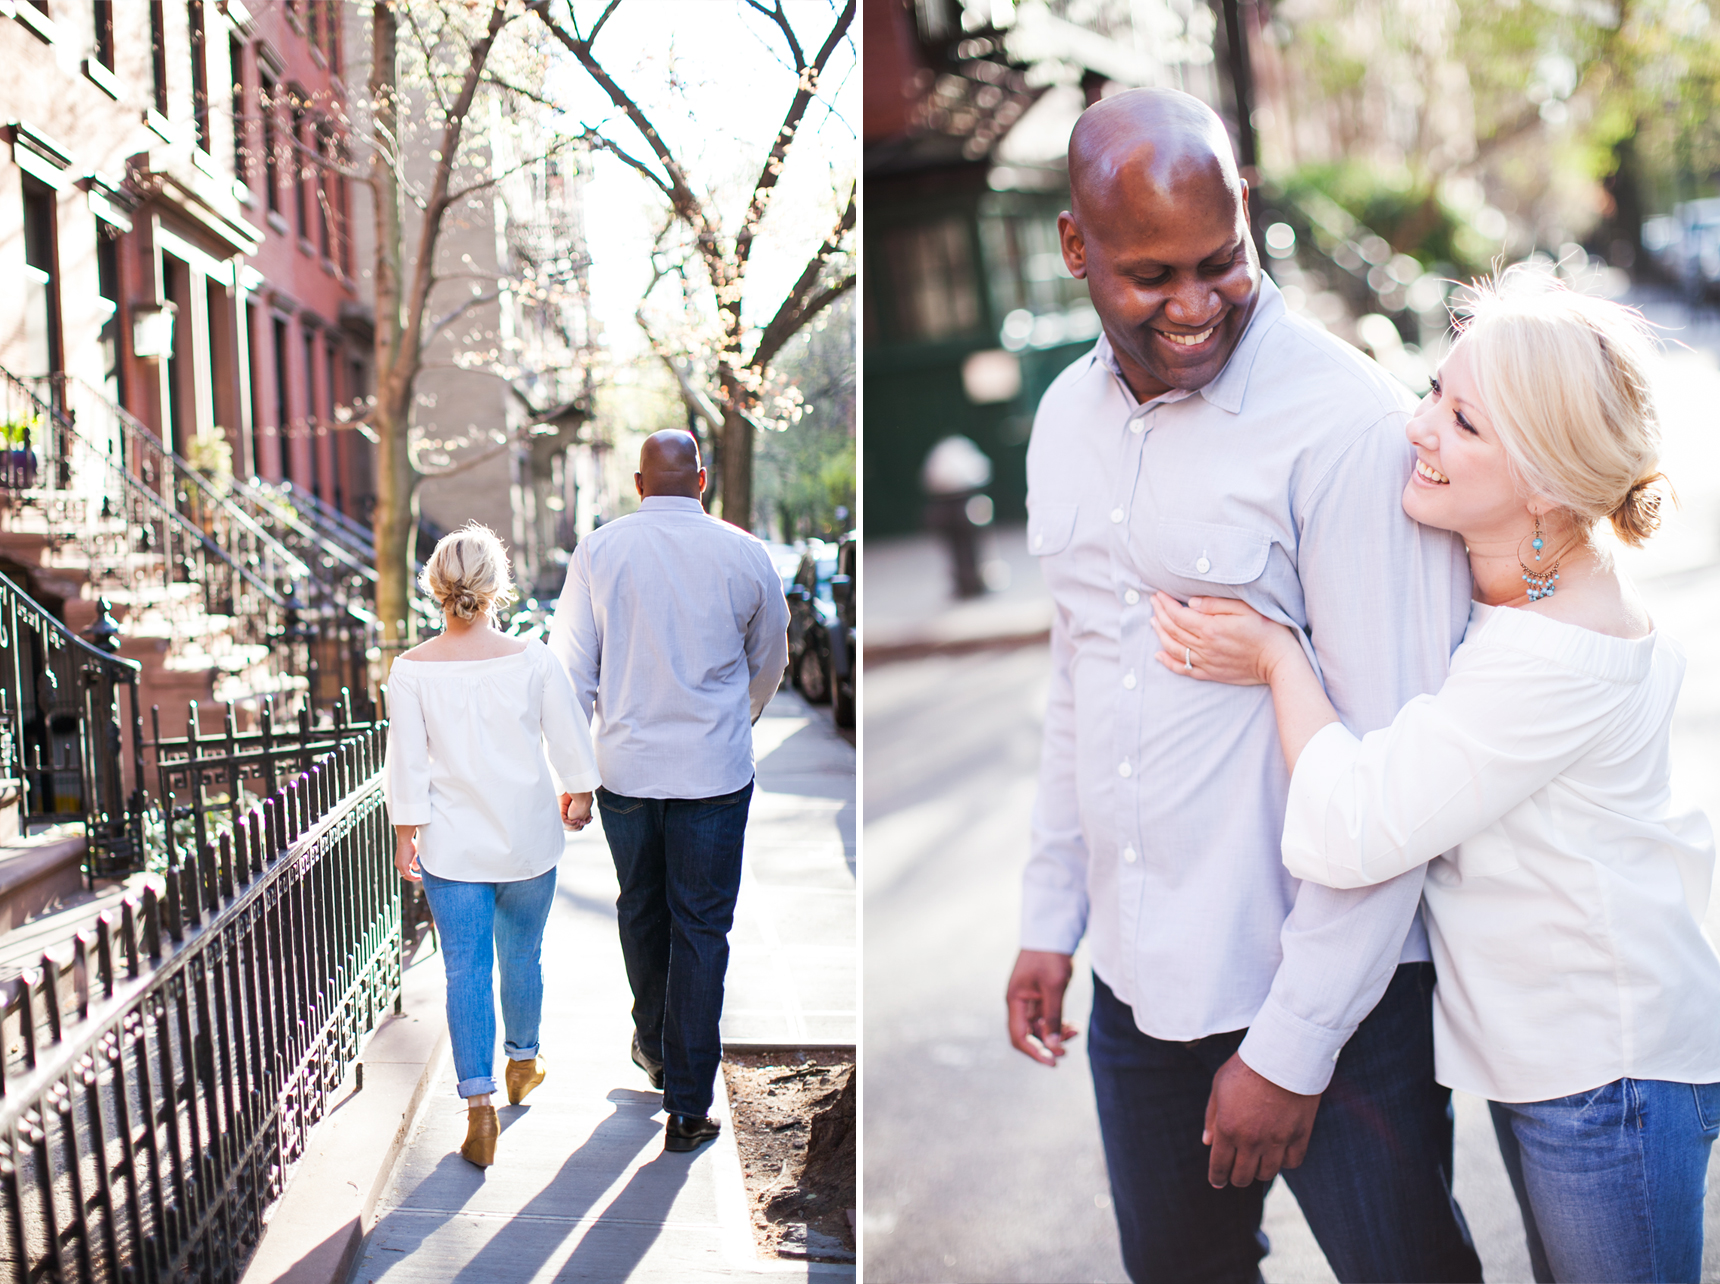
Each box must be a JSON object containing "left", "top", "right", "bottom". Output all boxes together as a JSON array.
[
  {"left": 1085, "top": 273, "right": 1286, "bottom": 416},
  {"left": 638, "top": 495, "right": 706, "bottom": 513}
]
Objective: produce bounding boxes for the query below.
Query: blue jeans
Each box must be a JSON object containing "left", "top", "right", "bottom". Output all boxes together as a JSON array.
[
  {"left": 597, "top": 781, "right": 752, "bottom": 1118},
  {"left": 419, "top": 866, "right": 558, "bottom": 1098},
  {"left": 1089, "top": 963, "right": 1482, "bottom": 1284},
  {"left": 1490, "top": 1078, "right": 1720, "bottom": 1283}
]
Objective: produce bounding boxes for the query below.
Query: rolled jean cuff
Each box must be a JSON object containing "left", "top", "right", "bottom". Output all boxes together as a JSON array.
[
  {"left": 457, "top": 1075, "right": 498, "bottom": 1099},
  {"left": 504, "top": 1039, "right": 540, "bottom": 1062}
]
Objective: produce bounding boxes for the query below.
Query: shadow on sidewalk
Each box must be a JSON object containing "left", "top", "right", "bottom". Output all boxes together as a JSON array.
[
  {"left": 538, "top": 1151, "right": 695, "bottom": 1280},
  {"left": 444, "top": 1091, "right": 665, "bottom": 1281}
]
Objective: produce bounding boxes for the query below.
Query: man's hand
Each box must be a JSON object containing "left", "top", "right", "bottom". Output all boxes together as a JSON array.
[
  {"left": 394, "top": 830, "right": 422, "bottom": 882},
  {"left": 1006, "top": 949, "right": 1078, "bottom": 1066},
  {"left": 1203, "top": 1052, "right": 1320, "bottom": 1188},
  {"left": 560, "top": 791, "right": 594, "bottom": 831}
]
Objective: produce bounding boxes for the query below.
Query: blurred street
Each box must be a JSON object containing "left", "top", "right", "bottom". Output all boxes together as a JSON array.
[{"left": 861, "top": 285, "right": 1720, "bottom": 1283}]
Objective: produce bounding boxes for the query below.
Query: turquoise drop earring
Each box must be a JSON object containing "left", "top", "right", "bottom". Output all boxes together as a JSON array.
[{"left": 1519, "top": 512, "right": 1559, "bottom": 601}]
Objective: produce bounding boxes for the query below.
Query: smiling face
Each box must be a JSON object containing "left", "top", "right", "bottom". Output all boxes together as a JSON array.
[
  {"left": 1059, "top": 151, "right": 1259, "bottom": 400},
  {"left": 1402, "top": 338, "right": 1535, "bottom": 543}
]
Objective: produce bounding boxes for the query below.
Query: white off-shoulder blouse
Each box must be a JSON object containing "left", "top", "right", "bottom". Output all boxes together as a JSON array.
[
  {"left": 1283, "top": 602, "right": 1720, "bottom": 1103},
  {"left": 383, "top": 639, "right": 602, "bottom": 883}
]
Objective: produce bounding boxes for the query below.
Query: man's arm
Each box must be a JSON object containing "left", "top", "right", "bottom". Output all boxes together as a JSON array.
[
  {"left": 743, "top": 546, "right": 790, "bottom": 724},
  {"left": 548, "top": 543, "right": 602, "bottom": 720},
  {"left": 1208, "top": 413, "right": 1469, "bottom": 1185},
  {"left": 1007, "top": 601, "right": 1091, "bottom": 1065}
]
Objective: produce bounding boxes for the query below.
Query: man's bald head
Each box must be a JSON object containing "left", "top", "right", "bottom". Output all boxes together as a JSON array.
[
  {"left": 637, "top": 430, "right": 705, "bottom": 500},
  {"left": 1055, "top": 88, "right": 1258, "bottom": 401},
  {"left": 1068, "top": 89, "right": 1242, "bottom": 224}
]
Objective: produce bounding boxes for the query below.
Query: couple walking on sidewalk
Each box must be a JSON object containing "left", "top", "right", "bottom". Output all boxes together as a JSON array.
[{"left": 383, "top": 430, "right": 790, "bottom": 1168}]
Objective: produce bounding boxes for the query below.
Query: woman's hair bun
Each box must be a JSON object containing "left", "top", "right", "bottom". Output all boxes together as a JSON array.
[
  {"left": 419, "top": 522, "right": 516, "bottom": 621},
  {"left": 1609, "top": 473, "right": 1669, "bottom": 548}
]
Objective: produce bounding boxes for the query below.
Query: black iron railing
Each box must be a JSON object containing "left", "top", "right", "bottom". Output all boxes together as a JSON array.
[
  {"left": 0, "top": 710, "right": 400, "bottom": 1282},
  {"left": 0, "top": 574, "right": 145, "bottom": 879}
]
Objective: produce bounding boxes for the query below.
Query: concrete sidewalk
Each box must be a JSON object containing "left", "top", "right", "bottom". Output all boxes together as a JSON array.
[
  {"left": 348, "top": 687, "right": 855, "bottom": 1283},
  {"left": 865, "top": 525, "right": 1050, "bottom": 661}
]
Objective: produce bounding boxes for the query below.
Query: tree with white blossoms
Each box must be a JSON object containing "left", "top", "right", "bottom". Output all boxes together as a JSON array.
[
  {"left": 356, "top": 0, "right": 586, "bottom": 665},
  {"left": 527, "top": 0, "right": 857, "bottom": 530}
]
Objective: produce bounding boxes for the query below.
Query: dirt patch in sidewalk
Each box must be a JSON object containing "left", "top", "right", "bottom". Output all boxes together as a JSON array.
[{"left": 723, "top": 1050, "right": 856, "bottom": 1262}]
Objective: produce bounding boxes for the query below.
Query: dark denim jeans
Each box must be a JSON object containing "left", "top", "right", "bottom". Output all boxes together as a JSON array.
[
  {"left": 1089, "top": 963, "right": 1482, "bottom": 1284},
  {"left": 597, "top": 781, "right": 752, "bottom": 1118}
]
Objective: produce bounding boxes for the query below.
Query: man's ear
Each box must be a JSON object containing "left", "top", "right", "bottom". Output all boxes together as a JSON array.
[
  {"left": 698, "top": 467, "right": 708, "bottom": 495},
  {"left": 1058, "top": 211, "right": 1087, "bottom": 280},
  {"left": 635, "top": 472, "right": 645, "bottom": 498}
]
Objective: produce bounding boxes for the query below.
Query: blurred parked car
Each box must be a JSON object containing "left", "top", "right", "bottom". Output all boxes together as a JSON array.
[
  {"left": 787, "top": 540, "right": 837, "bottom": 704},
  {"left": 828, "top": 534, "right": 855, "bottom": 729}
]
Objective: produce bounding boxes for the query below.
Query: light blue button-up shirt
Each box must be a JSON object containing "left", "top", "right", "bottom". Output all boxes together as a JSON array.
[
  {"left": 1021, "top": 275, "right": 1472, "bottom": 1094},
  {"left": 549, "top": 496, "right": 790, "bottom": 800}
]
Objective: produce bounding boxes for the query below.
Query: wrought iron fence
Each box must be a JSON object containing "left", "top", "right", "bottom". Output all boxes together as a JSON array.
[
  {"left": 0, "top": 574, "right": 144, "bottom": 879},
  {"left": 0, "top": 707, "right": 400, "bottom": 1283}
]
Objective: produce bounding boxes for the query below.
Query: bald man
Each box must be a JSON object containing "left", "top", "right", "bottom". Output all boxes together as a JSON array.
[
  {"left": 1004, "top": 90, "right": 1482, "bottom": 1282},
  {"left": 550, "top": 430, "right": 788, "bottom": 1154}
]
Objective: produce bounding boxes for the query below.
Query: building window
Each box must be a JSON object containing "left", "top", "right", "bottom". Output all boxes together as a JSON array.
[
  {"left": 292, "top": 99, "right": 308, "bottom": 240},
  {"left": 230, "top": 37, "right": 246, "bottom": 182},
  {"left": 96, "top": 222, "right": 125, "bottom": 407},
  {"left": 150, "top": 1, "right": 168, "bottom": 116},
  {"left": 302, "top": 327, "right": 319, "bottom": 500},
  {"left": 93, "top": 1, "right": 115, "bottom": 71},
  {"left": 314, "top": 126, "right": 330, "bottom": 259},
  {"left": 325, "top": 337, "right": 342, "bottom": 512},
  {"left": 272, "top": 316, "right": 290, "bottom": 482},
  {"left": 21, "top": 182, "right": 61, "bottom": 385},
  {"left": 261, "top": 73, "right": 280, "bottom": 213},
  {"left": 188, "top": 0, "right": 210, "bottom": 152},
  {"left": 881, "top": 217, "right": 981, "bottom": 342}
]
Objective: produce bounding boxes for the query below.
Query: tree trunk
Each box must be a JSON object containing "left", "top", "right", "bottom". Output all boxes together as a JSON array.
[
  {"left": 719, "top": 405, "right": 754, "bottom": 532},
  {"left": 369, "top": 1, "right": 416, "bottom": 674}
]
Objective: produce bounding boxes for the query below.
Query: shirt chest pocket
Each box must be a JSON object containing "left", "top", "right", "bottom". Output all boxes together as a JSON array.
[
  {"left": 1028, "top": 504, "right": 1079, "bottom": 557},
  {"left": 1153, "top": 519, "right": 1271, "bottom": 587}
]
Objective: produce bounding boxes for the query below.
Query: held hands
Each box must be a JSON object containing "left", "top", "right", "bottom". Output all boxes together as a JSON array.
[
  {"left": 1150, "top": 592, "right": 1300, "bottom": 687},
  {"left": 560, "top": 791, "right": 594, "bottom": 831},
  {"left": 1006, "top": 950, "right": 1078, "bottom": 1066},
  {"left": 1203, "top": 1052, "right": 1321, "bottom": 1188}
]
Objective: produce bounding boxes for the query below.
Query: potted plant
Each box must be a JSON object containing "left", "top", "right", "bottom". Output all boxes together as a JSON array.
[{"left": 0, "top": 413, "right": 39, "bottom": 490}]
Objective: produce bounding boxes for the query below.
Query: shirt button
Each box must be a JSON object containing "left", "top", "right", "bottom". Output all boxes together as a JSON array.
[
  {"left": 1130, "top": 419, "right": 1144, "bottom": 433},
  {"left": 1123, "top": 846, "right": 1138, "bottom": 863},
  {"left": 1195, "top": 556, "right": 1211, "bottom": 573},
  {"left": 1118, "top": 761, "right": 1132, "bottom": 778},
  {"left": 1123, "top": 671, "right": 1137, "bottom": 689},
  {"left": 1110, "top": 508, "right": 1124, "bottom": 524},
  {"left": 1033, "top": 534, "right": 1044, "bottom": 550},
  {"left": 1123, "top": 589, "right": 1139, "bottom": 605}
]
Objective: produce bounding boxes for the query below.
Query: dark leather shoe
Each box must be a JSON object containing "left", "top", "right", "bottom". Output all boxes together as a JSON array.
[
  {"left": 664, "top": 1113, "right": 721, "bottom": 1153},
  {"left": 631, "top": 1033, "right": 664, "bottom": 1090}
]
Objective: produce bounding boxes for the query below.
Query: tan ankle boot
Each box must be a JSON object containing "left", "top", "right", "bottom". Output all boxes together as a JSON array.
[
  {"left": 506, "top": 1055, "right": 547, "bottom": 1105},
  {"left": 462, "top": 1105, "right": 498, "bottom": 1167}
]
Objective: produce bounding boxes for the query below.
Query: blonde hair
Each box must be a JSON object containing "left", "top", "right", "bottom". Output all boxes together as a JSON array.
[
  {"left": 420, "top": 521, "right": 516, "bottom": 621},
  {"left": 1454, "top": 265, "right": 1668, "bottom": 547}
]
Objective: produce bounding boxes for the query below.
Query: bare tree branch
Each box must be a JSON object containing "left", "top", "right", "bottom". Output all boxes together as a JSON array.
[
  {"left": 750, "top": 273, "right": 853, "bottom": 372},
  {"left": 749, "top": 182, "right": 855, "bottom": 368},
  {"left": 733, "top": 0, "right": 854, "bottom": 275}
]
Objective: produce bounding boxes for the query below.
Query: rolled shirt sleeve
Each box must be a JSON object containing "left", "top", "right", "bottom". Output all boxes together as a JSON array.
[
  {"left": 382, "top": 673, "right": 433, "bottom": 827},
  {"left": 1021, "top": 602, "right": 1091, "bottom": 954},
  {"left": 1238, "top": 414, "right": 1473, "bottom": 1095},
  {"left": 745, "top": 547, "right": 790, "bottom": 724},
  {"left": 538, "top": 647, "right": 603, "bottom": 794}
]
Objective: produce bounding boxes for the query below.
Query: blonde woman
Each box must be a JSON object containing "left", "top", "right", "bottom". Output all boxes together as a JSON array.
[
  {"left": 383, "top": 523, "right": 600, "bottom": 1168},
  {"left": 1149, "top": 270, "right": 1720, "bottom": 1282}
]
